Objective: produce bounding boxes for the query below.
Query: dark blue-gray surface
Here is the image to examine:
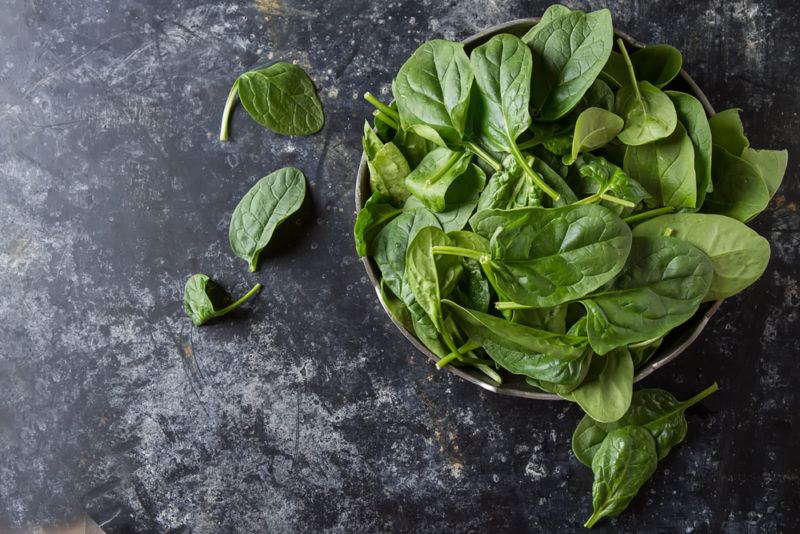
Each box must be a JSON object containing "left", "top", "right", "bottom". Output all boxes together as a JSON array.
[{"left": 0, "top": 0, "right": 798, "bottom": 532}]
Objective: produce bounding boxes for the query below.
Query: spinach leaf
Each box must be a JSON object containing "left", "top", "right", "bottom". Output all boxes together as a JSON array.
[
  {"left": 354, "top": 192, "right": 402, "bottom": 256},
  {"left": 666, "top": 91, "right": 713, "bottom": 208},
  {"left": 219, "top": 62, "right": 324, "bottom": 140},
  {"left": 469, "top": 204, "right": 632, "bottom": 307},
  {"left": 708, "top": 108, "right": 749, "bottom": 156},
  {"left": 631, "top": 213, "right": 771, "bottom": 300},
  {"left": 404, "top": 148, "right": 485, "bottom": 212},
  {"left": 577, "top": 154, "right": 651, "bottom": 209},
  {"left": 184, "top": 274, "right": 262, "bottom": 327},
  {"left": 614, "top": 40, "right": 677, "bottom": 146},
  {"left": 404, "top": 196, "right": 476, "bottom": 233},
  {"left": 393, "top": 40, "right": 474, "bottom": 145},
  {"left": 523, "top": 9, "right": 614, "bottom": 121},
  {"left": 405, "top": 227, "right": 464, "bottom": 350},
  {"left": 600, "top": 51, "right": 628, "bottom": 89},
  {"left": 447, "top": 231, "right": 491, "bottom": 312},
  {"left": 628, "top": 336, "right": 664, "bottom": 368},
  {"left": 363, "top": 120, "right": 384, "bottom": 159},
  {"left": 368, "top": 141, "right": 412, "bottom": 207},
  {"left": 623, "top": 121, "right": 697, "bottom": 208},
  {"left": 703, "top": 145, "right": 769, "bottom": 222},
  {"left": 532, "top": 157, "right": 579, "bottom": 207},
  {"left": 630, "top": 44, "right": 682, "bottom": 88},
  {"left": 580, "top": 236, "right": 714, "bottom": 354},
  {"left": 229, "top": 167, "right": 306, "bottom": 272},
  {"left": 394, "top": 127, "right": 438, "bottom": 168},
  {"left": 527, "top": 4, "right": 573, "bottom": 40},
  {"left": 566, "top": 107, "right": 624, "bottom": 165},
  {"left": 380, "top": 279, "right": 414, "bottom": 332},
  {"left": 478, "top": 168, "right": 542, "bottom": 210},
  {"left": 512, "top": 305, "right": 567, "bottom": 333},
  {"left": 580, "top": 79, "right": 615, "bottom": 111},
  {"left": 567, "top": 348, "right": 634, "bottom": 423},
  {"left": 741, "top": 148, "right": 789, "bottom": 199},
  {"left": 584, "top": 425, "right": 658, "bottom": 528}
]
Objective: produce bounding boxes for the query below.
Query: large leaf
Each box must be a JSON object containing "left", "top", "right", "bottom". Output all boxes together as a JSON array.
[
  {"left": 632, "top": 213, "right": 770, "bottom": 301},
  {"left": 580, "top": 236, "right": 714, "bottom": 354},
  {"left": 666, "top": 91, "right": 713, "bottom": 208},
  {"left": 741, "top": 148, "right": 788, "bottom": 199},
  {"left": 354, "top": 192, "right": 402, "bottom": 256},
  {"left": 367, "top": 141, "right": 412, "bottom": 206},
  {"left": 615, "top": 80, "right": 677, "bottom": 146},
  {"left": 567, "top": 348, "right": 633, "bottom": 423},
  {"left": 703, "top": 145, "right": 769, "bottom": 222},
  {"left": 523, "top": 9, "right": 614, "bottom": 121},
  {"left": 404, "top": 196, "right": 476, "bottom": 233},
  {"left": 393, "top": 40, "right": 474, "bottom": 145}
]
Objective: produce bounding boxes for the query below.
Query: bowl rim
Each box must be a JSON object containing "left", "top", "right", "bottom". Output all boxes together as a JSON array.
[{"left": 356, "top": 17, "right": 723, "bottom": 400}]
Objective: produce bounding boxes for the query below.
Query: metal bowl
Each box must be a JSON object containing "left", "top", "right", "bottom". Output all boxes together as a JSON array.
[{"left": 356, "top": 18, "right": 723, "bottom": 400}]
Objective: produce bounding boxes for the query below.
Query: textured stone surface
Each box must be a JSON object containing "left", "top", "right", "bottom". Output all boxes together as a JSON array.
[{"left": 0, "top": 0, "right": 797, "bottom": 532}]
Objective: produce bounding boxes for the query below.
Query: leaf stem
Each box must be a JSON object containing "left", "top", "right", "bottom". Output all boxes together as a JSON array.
[
  {"left": 475, "top": 363, "right": 502, "bottom": 383},
  {"left": 363, "top": 92, "right": 399, "bottom": 121},
  {"left": 436, "top": 340, "right": 481, "bottom": 369},
  {"left": 215, "top": 283, "right": 263, "bottom": 316},
  {"left": 495, "top": 301, "right": 534, "bottom": 311},
  {"left": 584, "top": 511, "right": 601, "bottom": 529},
  {"left": 219, "top": 79, "right": 240, "bottom": 141},
  {"left": 680, "top": 382, "right": 719, "bottom": 409},
  {"left": 623, "top": 206, "right": 675, "bottom": 224},
  {"left": 517, "top": 137, "right": 544, "bottom": 151},
  {"left": 617, "top": 38, "right": 642, "bottom": 102},
  {"left": 373, "top": 110, "right": 399, "bottom": 130},
  {"left": 510, "top": 142, "right": 560, "bottom": 201},
  {"left": 599, "top": 193, "right": 636, "bottom": 208},
  {"left": 432, "top": 245, "right": 486, "bottom": 262},
  {"left": 464, "top": 141, "right": 502, "bottom": 172}
]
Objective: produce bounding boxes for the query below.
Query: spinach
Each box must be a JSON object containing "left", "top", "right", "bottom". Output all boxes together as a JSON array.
[
  {"left": 577, "top": 154, "right": 651, "bottom": 210},
  {"left": 565, "top": 107, "right": 624, "bottom": 165},
  {"left": 366, "top": 141, "right": 412, "bottom": 207},
  {"left": 584, "top": 425, "right": 658, "bottom": 528},
  {"left": 632, "top": 213, "right": 771, "bottom": 300},
  {"left": 614, "top": 40, "right": 677, "bottom": 146},
  {"left": 623, "top": 122, "right": 697, "bottom": 209},
  {"left": 380, "top": 279, "right": 414, "bottom": 332},
  {"left": 666, "top": 91, "right": 713, "bottom": 208},
  {"left": 630, "top": 44, "right": 682, "bottom": 88},
  {"left": 703, "top": 145, "right": 769, "bottom": 222},
  {"left": 448, "top": 231, "right": 491, "bottom": 312},
  {"left": 404, "top": 196, "right": 476, "bottom": 233},
  {"left": 580, "top": 236, "right": 713, "bottom": 354},
  {"left": 354, "top": 192, "right": 402, "bottom": 256},
  {"left": 393, "top": 40, "right": 474, "bottom": 145},
  {"left": 219, "top": 62, "right": 324, "bottom": 140},
  {"left": 404, "top": 148, "right": 484, "bottom": 212},
  {"left": 229, "top": 167, "right": 306, "bottom": 272},
  {"left": 523, "top": 9, "right": 614, "bottom": 121},
  {"left": 708, "top": 108, "right": 749, "bottom": 156},
  {"left": 600, "top": 51, "right": 628, "bottom": 89},
  {"left": 565, "top": 348, "right": 634, "bottom": 423},
  {"left": 741, "top": 148, "right": 788, "bottom": 200},
  {"left": 184, "top": 274, "right": 262, "bottom": 327}
]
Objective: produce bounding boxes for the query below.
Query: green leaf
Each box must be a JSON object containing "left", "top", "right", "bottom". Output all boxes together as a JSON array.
[
  {"left": 404, "top": 148, "right": 485, "bottom": 212},
  {"left": 631, "top": 213, "right": 771, "bottom": 301},
  {"left": 630, "top": 44, "right": 682, "bottom": 88},
  {"left": 584, "top": 426, "right": 658, "bottom": 528},
  {"left": 623, "top": 121, "right": 697, "bottom": 208},
  {"left": 512, "top": 305, "right": 568, "bottom": 334},
  {"left": 363, "top": 121, "right": 384, "bottom": 159},
  {"left": 368, "top": 141, "right": 412, "bottom": 207},
  {"left": 523, "top": 9, "right": 614, "bottom": 121},
  {"left": 615, "top": 81, "right": 677, "bottom": 145},
  {"left": 229, "top": 167, "right": 306, "bottom": 272},
  {"left": 404, "top": 196, "right": 476, "bottom": 233},
  {"left": 708, "top": 108, "right": 749, "bottom": 156},
  {"left": 577, "top": 154, "right": 651, "bottom": 208},
  {"left": 354, "top": 192, "right": 402, "bottom": 256},
  {"left": 394, "top": 127, "right": 438, "bottom": 168},
  {"left": 666, "top": 91, "right": 713, "bottom": 208},
  {"left": 220, "top": 62, "right": 324, "bottom": 140},
  {"left": 703, "top": 145, "right": 769, "bottom": 222},
  {"left": 528, "top": 4, "right": 573, "bottom": 40},
  {"left": 580, "top": 236, "right": 714, "bottom": 354},
  {"left": 393, "top": 40, "right": 474, "bottom": 145},
  {"left": 600, "top": 51, "right": 629, "bottom": 89},
  {"left": 566, "top": 107, "right": 624, "bottom": 164},
  {"left": 470, "top": 204, "right": 632, "bottom": 308},
  {"left": 380, "top": 279, "right": 414, "bottom": 332},
  {"left": 567, "top": 348, "right": 634, "bottom": 423},
  {"left": 741, "top": 148, "right": 788, "bottom": 199},
  {"left": 183, "top": 274, "right": 262, "bottom": 327}
]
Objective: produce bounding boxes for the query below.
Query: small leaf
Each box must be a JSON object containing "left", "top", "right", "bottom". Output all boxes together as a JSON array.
[{"left": 183, "top": 274, "right": 262, "bottom": 327}]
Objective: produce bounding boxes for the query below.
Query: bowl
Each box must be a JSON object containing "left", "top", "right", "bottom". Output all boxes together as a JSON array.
[{"left": 356, "top": 18, "right": 723, "bottom": 400}]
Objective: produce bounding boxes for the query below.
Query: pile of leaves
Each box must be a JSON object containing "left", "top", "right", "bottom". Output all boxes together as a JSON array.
[{"left": 353, "top": 4, "right": 786, "bottom": 527}]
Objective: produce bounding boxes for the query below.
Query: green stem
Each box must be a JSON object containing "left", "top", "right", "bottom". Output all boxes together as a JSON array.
[
  {"left": 464, "top": 141, "right": 502, "bottom": 172},
  {"left": 617, "top": 38, "right": 642, "bottom": 102},
  {"left": 219, "top": 80, "right": 240, "bottom": 141},
  {"left": 517, "top": 137, "right": 544, "bottom": 151},
  {"left": 599, "top": 193, "right": 636, "bottom": 208},
  {"left": 432, "top": 245, "right": 486, "bottom": 262},
  {"left": 475, "top": 363, "right": 502, "bottom": 384},
  {"left": 495, "top": 301, "right": 534, "bottom": 311},
  {"left": 215, "top": 283, "right": 263, "bottom": 316},
  {"left": 623, "top": 206, "right": 675, "bottom": 224},
  {"left": 436, "top": 340, "right": 481, "bottom": 369},
  {"left": 680, "top": 382, "right": 719, "bottom": 409},
  {"left": 573, "top": 193, "right": 601, "bottom": 206},
  {"left": 364, "top": 92, "right": 399, "bottom": 121},
  {"left": 510, "top": 142, "right": 560, "bottom": 201},
  {"left": 584, "top": 511, "right": 601, "bottom": 529},
  {"left": 373, "top": 110, "right": 399, "bottom": 130}
]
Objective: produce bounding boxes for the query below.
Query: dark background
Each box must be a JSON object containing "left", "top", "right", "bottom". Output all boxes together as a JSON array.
[{"left": 1, "top": 0, "right": 797, "bottom": 532}]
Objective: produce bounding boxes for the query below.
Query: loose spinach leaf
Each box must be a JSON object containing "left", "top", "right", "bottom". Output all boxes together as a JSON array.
[
  {"left": 623, "top": 121, "right": 697, "bottom": 208},
  {"left": 354, "top": 192, "right": 402, "bottom": 256},
  {"left": 630, "top": 44, "right": 682, "bottom": 88},
  {"left": 220, "top": 62, "right": 324, "bottom": 140},
  {"left": 580, "top": 236, "right": 714, "bottom": 354},
  {"left": 584, "top": 425, "right": 658, "bottom": 528},
  {"left": 404, "top": 148, "right": 485, "bottom": 212},
  {"left": 566, "top": 348, "right": 634, "bottom": 423},
  {"left": 666, "top": 91, "right": 713, "bottom": 208},
  {"left": 566, "top": 107, "right": 624, "bottom": 164},
  {"left": 229, "top": 167, "right": 306, "bottom": 272},
  {"left": 708, "top": 108, "right": 749, "bottom": 156},
  {"left": 470, "top": 204, "right": 632, "bottom": 307},
  {"left": 741, "top": 148, "right": 789, "bottom": 199},
  {"left": 184, "top": 274, "right": 262, "bottom": 327},
  {"left": 632, "top": 213, "right": 770, "bottom": 300},
  {"left": 393, "top": 40, "right": 474, "bottom": 145},
  {"left": 523, "top": 9, "right": 614, "bottom": 121},
  {"left": 703, "top": 145, "right": 769, "bottom": 222}
]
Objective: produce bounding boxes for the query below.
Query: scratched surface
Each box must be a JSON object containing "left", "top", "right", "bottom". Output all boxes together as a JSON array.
[{"left": 0, "top": 0, "right": 798, "bottom": 532}]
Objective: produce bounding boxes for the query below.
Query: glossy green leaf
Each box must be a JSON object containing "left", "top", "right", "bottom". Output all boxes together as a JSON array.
[
  {"left": 566, "top": 107, "right": 624, "bottom": 164},
  {"left": 708, "top": 108, "right": 748, "bottom": 156},
  {"left": 184, "top": 274, "right": 262, "bottom": 327},
  {"left": 615, "top": 81, "right": 677, "bottom": 145},
  {"left": 600, "top": 51, "right": 629, "bottom": 89},
  {"left": 703, "top": 145, "right": 769, "bottom": 222},
  {"left": 630, "top": 44, "right": 682, "bottom": 88},
  {"left": 404, "top": 148, "right": 485, "bottom": 212},
  {"left": 229, "top": 167, "right": 306, "bottom": 272},
  {"left": 368, "top": 141, "right": 411, "bottom": 207},
  {"left": 741, "top": 148, "right": 788, "bottom": 199},
  {"left": 666, "top": 91, "right": 713, "bottom": 208},
  {"left": 354, "top": 192, "right": 402, "bottom": 256},
  {"left": 568, "top": 348, "right": 634, "bottom": 423},
  {"left": 404, "top": 196, "right": 476, "bottom": 233}
]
